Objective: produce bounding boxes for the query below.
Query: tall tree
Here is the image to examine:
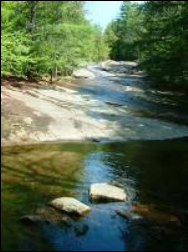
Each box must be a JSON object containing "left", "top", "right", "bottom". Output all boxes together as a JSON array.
[
  {"left": 105, "top": 1, "right": 144, "bottom": 61},
  {"left": 1, "top": 1, "right": 109, "bottom": 79},
  {"left": 142, "top": 1, "right": 188, "bottom": 87},
  {"left": 27, "top": 1, "right": 38, "bottom": 33}
]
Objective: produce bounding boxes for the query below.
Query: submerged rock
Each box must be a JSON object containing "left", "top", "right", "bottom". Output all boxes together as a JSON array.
[
  {"left": 116, "top": 210, "right": 142, "bottom": 221},
  {"left": 20, "top": 215, "right": 46, "bottom": 225},
  {"left": 49, "top": 197, "right": 91, "bottom": 216},
  {"left": 35, "top": 206, "right": 71, "bottom": 225},
  {"left": 105, "top": 101, "right": 124, "bottom": 107},
  {"left": 90, "top": 183, "right": 127, "bottom": 202},
  {"left": 132, "top": 203, "right": 181, "bottom": 225},
  {"left": 20, "top": 206, "right": 71, "bottom": 226},
  {"left": 74, "top": 224, "right": 89, "bottom": 237},
  {"left": 117, "top": 203, "right": 182, "bottom": 226}
]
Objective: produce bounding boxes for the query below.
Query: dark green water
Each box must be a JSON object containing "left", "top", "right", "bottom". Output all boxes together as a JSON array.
[{"left": 1, "top": 138, "right": 188, "bottom": 251}]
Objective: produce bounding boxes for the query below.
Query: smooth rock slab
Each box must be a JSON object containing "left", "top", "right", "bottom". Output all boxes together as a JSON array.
[
  {"left": 90, "top": 183, "right": 127, "bottom": 202},
  {"left": 49, "top": 197, "right": 91, "bottom": 216},
  {"left": 72, "top": 69, "right": 95, "bottom": 79}
]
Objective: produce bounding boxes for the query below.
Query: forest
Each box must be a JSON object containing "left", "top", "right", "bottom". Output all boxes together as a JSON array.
[
  {"left": 1, "top": 1, "right": 188, "bottom": 89},
  {"left": 1, "top": 2, "right": 188, "bottom": 252},
  {"left": 1, "top": 1, "right": 109, "bottom": 79},
  {"left": 105, "top": 1, "right": 188, "bottom": 89}
]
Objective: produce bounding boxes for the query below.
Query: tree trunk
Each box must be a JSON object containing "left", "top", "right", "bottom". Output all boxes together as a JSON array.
[
  {"left": 28, "top": 1, "right": 38, "bottom": 34},
  {"left": 51, "top": 67, "right": 58, "bottom": 83}
]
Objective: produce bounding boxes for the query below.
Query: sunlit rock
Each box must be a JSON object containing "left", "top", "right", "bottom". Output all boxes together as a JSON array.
[
  {"left": 49, "top": 197, "right": 91, "bottom": 216},
  {"left": 72, "top": 68, "right": 95, "bottom": 79},
  {"left": 90, "top": 183, "right": 127, "bottom": 202}
]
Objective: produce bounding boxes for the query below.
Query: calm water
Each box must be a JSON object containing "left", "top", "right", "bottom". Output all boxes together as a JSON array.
[{"left": 1, "top": 138, "right": 188, "bottom": 251}]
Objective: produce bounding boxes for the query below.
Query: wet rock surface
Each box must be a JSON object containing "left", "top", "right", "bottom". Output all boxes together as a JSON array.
[
  {"left": 116, "top": 210, "right": 142, "bottom": 221},
  {"left": 117, "top": 203, "right": 182, "bottom": 226},
  {"left": 20, "top": 215, "right": 48, "bottom": 225},
  {"left": 101, "top": 60, "right": 139, "bottom": 74},
  {"left": 20, "top": 206, "right": 72, "bottom": 226},
  {"left": 2, "top": 62, "right": 188, "bottom": 144}
]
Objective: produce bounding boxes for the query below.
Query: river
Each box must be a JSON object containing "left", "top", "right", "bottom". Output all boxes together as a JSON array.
[{"left": 1, "top": 65, "right": 188, "bottom": 251}]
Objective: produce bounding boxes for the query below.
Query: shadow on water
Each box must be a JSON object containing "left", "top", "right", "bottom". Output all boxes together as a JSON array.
[
  {"left": 1, "top": 138, "right": 188, "bottom": 251},
  {"left": 62, "top": 70, "right": 188, "bottom": 145},
  {"left": 73, "top": 73, "right": 188, "bottom": 128}
]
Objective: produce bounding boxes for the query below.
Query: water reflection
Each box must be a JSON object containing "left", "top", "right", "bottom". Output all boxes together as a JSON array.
[{"left": 1, "top": 138, "right": 188, "bottom": 251}]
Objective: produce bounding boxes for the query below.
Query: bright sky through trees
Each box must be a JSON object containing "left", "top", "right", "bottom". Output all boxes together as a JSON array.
[{"left": 85, "top": 1, "right": 123, "bottom": 29}]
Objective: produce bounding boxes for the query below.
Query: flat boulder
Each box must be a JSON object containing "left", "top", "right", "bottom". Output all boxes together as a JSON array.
[
  {"left": 49, "top": 197, "right": 91, "bottom": 216},
  {"left": 72, "top": 69, "right": 95, "bottom": 79},
  {"left": 90, "top": 183, "right": 127, "bottom": 202}
]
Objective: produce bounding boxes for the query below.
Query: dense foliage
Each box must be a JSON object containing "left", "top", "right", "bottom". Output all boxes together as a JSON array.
[
  {"left": 1, "top": 1, "right": 109, "bottom": 79},
  {"left": 105, "top": 1, "right": 188, "bottom": 89},
  {"left": 2, "top": 1, "right": 187, "bottom": 89}
]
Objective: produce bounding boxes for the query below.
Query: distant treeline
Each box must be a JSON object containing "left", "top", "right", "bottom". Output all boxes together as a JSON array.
[
  {"left": 105, "top": 1, "right": 188, "bottom": 90},
  {"left": 1, "top": 1, "right": 188, "bottom": 90}
]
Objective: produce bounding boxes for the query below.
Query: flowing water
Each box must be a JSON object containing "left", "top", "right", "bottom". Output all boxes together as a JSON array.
[{"left": 1, "top": 68, "right": 188, "bottom": 251}]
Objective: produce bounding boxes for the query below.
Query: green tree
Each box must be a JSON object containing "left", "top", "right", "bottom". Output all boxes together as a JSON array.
[
  {"left": 1, "top": 1, "right": 109, "bottom": 79},
  {"left": 105, "top": 1, "right": 144, "bottom": 61},
  {"left": 105, "top": 1, "right": 188, "bottom": 90},
  {"left": 141, "top": 1, "right": 188, "bottom": 87}
]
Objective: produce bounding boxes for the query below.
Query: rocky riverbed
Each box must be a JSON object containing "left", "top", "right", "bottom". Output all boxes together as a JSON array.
[
  {"left": 1, "top": 61, "right": 188, "bottom": 251},
  {"left": 2, "top": 61, "right": 188, "bottom": 144}
]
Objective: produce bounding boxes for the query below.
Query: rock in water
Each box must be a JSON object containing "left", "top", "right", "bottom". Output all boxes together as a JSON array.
[
  {"left": 49, "top": 197, "right": 91, "bottom": 216},
  {"left": 132, "top": 203, "right": 181, "bottom": 225},
  {"left": 35, "top": 206, "right": 71, "bottom": 224},
  {"left": 90, "top": 183, "right": 127, "bottom": 202},
  {"left": 116, "top": 210, "right": 142, "bottom": 221},
  {"left": 20, "top": 215, "right": 45, "bottom": 225},
  {"left": 74, "top": 224, "right": 89, "bottom": 237},
  {"left": 72, "top": 69, "right": 95, "bottom": 79},
  {"left": 20, "top": 206, "right": 71, "bottom": 226}
]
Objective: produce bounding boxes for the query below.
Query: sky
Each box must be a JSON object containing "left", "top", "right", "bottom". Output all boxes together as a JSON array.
[{"left": 85, "top": 1, "right": 123, "bottom": 29}]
